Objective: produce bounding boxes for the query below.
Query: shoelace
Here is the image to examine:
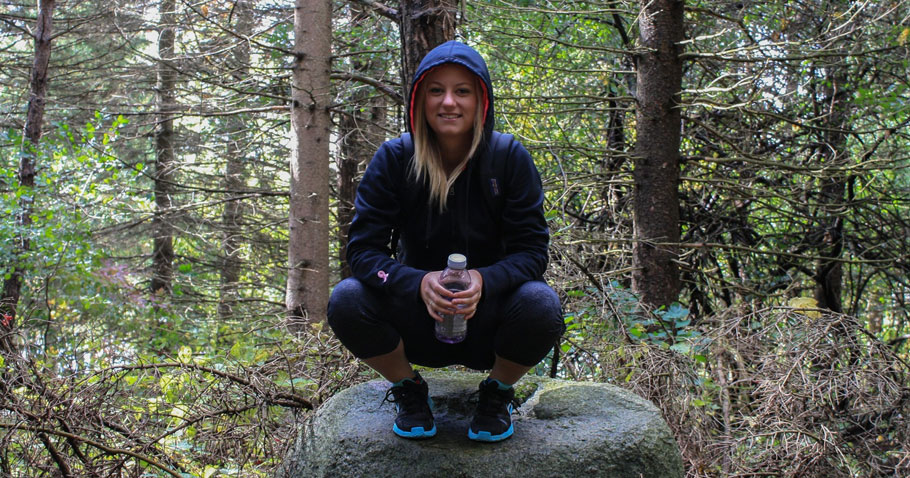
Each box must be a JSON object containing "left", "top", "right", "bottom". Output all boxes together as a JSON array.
[
  {"left": 383, "top": 383, "right": 425, "bottom": 411},
  {"left": 475, "top": 386, "right": 519, "bottom": 416}
]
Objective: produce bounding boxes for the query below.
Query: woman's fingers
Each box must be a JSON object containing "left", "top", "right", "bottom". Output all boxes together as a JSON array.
[
  {"left": 421, "top": 271, "right": 458, "bottom": 321},
  {"left": 422, "top": 270, "right": 484, "bottom": 321},
  {"left": 451, "top": 278, "right": 481, "bottom": 319}
]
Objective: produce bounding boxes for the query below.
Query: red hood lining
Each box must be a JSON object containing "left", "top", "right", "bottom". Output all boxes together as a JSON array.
[{"left": 408, "top": 64, "right": 490, "bottom": 134}]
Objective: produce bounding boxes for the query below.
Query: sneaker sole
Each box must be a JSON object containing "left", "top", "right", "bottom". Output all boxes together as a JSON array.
[
  {"left": 393, "top": 423, "right": 437, "bottom": 439},
  {"left": 468, "top": 424, "right": 513, "bottom": 442}
]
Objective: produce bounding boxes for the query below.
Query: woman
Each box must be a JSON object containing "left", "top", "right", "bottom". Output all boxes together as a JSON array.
[{"left": 327, "top": 41, "right": 564, "bottom": 442}]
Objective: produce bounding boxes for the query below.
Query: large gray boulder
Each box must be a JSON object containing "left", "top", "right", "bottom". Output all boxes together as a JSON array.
[{"left": 278, "top": 371, "right": 683, "bottom": 478}]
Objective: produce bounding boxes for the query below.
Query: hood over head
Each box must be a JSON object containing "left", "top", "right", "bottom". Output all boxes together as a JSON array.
[{"left": 408, "top": 41, "right": 495, "bottom": 140}]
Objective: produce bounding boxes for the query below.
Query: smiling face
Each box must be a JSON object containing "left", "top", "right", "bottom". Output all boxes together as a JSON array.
[{"left": 422, "top": 64, "right": 479, "bottom": 143}]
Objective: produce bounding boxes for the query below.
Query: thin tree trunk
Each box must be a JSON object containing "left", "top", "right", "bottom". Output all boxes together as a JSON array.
[
  {"left": 336, "top": 115, "right": 362, "bottom": 279},
  {"left": 287, "top": 0, "right": 331, "bottom": 331},
  {"left": 337, "top": 4, "right": 389, "bottom": 279},
  {"left": 219, "top": 0, "right": 254, "bottom": 319},
  {"left": 399, "top": 0, "right": 457, "bottom": 125},
  {"left": 813, "top": 67, "right": 849, "bottom": 313},
  {"left": 151, "top": 0, "right": 177, "bottom": 298},
  {"left": 631, "top": 0, "right": 684, "bottom": 308},
  {"left": 1, "top": 0, "right": 55, "bottom": 355}
]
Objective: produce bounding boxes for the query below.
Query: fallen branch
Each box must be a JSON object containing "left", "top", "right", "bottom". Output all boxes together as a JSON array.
[{"left": 0, "top": 423, "right": 182, "bottom": 478}]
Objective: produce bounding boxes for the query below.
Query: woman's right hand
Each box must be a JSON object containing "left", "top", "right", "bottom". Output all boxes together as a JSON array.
[{"left": 420, "top": 271, "right": 453, "bottom": 322}]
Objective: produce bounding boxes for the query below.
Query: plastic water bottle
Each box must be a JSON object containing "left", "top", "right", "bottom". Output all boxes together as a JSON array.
[{"left": 435, "top": 253, "right": 471, "bottom": 344}]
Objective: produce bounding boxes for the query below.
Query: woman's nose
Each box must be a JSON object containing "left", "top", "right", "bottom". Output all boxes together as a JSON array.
[{"left": 441, "top": 90, "right": 456, "bottom": 107}]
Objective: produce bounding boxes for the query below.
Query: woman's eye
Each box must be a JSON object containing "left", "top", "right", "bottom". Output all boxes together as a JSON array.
[
  {"left": 457, "top": 88, "right": 471, "bottom": 95},
  {"left": 429, "top": 87, "right": 443, "bottom": 94}
]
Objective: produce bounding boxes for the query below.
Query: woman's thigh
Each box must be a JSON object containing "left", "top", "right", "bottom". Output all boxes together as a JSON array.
[{"left": 327, "top": 278, "right": 562, "bottom": 370}]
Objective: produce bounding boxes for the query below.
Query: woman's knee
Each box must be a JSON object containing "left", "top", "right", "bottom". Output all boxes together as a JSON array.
[
  {"left": 326, "top": 277, "right": 366, "bottom": 330},
  {"left": 513, "top": 281, "right": 564, "bottom": 332},
  {"left": 327, "top": 278, "right": 402, "bottom": 358},
  {"left": 493, "top": 282, "right": 564, "bottom": 366}
]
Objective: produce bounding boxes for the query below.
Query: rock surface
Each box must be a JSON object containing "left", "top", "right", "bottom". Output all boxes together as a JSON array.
[{"left": 277, "top": 371, "right": 683, "bottom": 478}]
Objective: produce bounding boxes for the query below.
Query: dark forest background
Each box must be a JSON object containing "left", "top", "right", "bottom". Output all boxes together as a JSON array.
[{"left": 1, "top": 0, "right": 908, "bottom": 476}]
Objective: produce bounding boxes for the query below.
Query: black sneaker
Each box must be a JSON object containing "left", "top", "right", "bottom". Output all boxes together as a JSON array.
[
  {"left": 383, "top": 372, "right": 436, "bottom": 439},
  {"left": 468, "top": 378, "right": 518, "bottom": 442}
]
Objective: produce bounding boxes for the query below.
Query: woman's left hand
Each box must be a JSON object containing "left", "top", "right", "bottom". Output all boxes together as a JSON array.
[{"left": 450, "top": 270, "right": 483, "bottom": 320}]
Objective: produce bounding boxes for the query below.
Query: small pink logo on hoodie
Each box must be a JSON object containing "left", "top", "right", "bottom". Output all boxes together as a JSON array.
[{"left": 377, "top": 270, "right": 388, "bottom": 283}]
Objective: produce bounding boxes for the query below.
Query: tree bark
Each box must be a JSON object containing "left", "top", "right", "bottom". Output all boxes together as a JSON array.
[
  {"left": 151, "top": 0, "right": 177, "bottom": 298},
  {"left": 631, "top": 0, "right": 684, "bottom": 308},
  {"left": 399, "top": 0, "right": 458, "bottom": 126},
  {"left": 287, "top": 0, "right": 332, "bottom": 330},
  {"left": 219, "top": 0, "right": 254, "bottom": 319},
  {"left": 337, "top": 5, "right": 389, "bottom": 279},
  {"left": 812, "top": 66, "right": 849, "bottom": 314},
  {"left": 1, "top": 0, "right": 55, "bottom": 355}
]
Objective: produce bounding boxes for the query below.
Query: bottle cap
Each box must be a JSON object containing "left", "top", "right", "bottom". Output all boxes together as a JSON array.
[{"left": 447, "top": 253, "right": 467, "bottom": 269}]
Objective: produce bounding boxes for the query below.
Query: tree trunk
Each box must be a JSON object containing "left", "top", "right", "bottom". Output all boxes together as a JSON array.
[
  {"left": 151, "top": 0, "right": 177, "bottom": 298},
  {"left": 631, "top": 0, "right": 684, "bottom": 308},
  {"left": 812, "top": 67, "right": 849, "bottom": 314},
  {"left": 219, "top": 0, "right": 254, "bottom": 319},
  {"left": 399, "top": 0, "right": 458, "bottom": 125},
  {"left": 1, "top": 0, "right": 55, "bottom": 355},
  {"left": 287, "top": 0, "right": 331, "bottom": 331},
  {"left": 337, "top": 5, "right": 389, "bottom": 279}
]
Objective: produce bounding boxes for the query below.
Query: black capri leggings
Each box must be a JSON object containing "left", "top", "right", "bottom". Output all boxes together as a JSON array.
[{"left": 326, "top": 277, "right": 564, "bottom": 371}]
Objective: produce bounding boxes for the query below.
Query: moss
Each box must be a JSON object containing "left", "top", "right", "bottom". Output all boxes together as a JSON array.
[{"left": 513, "top": 381, "right": 539, "bottom": 404}]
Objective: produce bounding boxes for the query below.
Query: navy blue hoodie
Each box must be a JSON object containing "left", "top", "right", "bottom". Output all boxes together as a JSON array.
[{"left": 346, "top": 41, "right": 549, "bottom": 301}]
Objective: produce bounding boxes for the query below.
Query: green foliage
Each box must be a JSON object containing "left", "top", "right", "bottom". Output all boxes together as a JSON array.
[{"left": 626, "top": 303, "right": 702, "bottom": 351}]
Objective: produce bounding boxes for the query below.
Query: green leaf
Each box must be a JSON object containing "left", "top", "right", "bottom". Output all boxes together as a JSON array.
[
  {"left": 178, "top": 346, "right": 192, "bottom": 363},
  {"left": 253, "top": 349, "right": 270, "bottom": 363},
  {"left": 662, "top": 303, "right": 689, "bottom": 321},
  {"left": 670, "top": 342, "right": 691, "bottom": 355}
]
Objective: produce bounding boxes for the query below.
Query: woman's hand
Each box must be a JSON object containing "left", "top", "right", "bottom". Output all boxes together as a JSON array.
[{"left": 420, "top": 270, "right": 484, "bottom": 322}]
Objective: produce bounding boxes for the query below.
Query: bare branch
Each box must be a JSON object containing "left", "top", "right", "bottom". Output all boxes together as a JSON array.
[
  {"left": 0, "top": 423, "right": 183, "bottom": 478},
  {"left": 348, "top": 0, "right": 399, "bottom": 20}
]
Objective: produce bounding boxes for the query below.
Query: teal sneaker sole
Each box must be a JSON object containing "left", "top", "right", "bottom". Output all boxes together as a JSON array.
[
  {"left": 468, "top": 423, "right": 514, "bottom": 442},
  {"left": 393, "top": 423, "right": 437, "bottom": 439},
  {"left": 392, "top": 397, "right": 436, "bottom": 439}
]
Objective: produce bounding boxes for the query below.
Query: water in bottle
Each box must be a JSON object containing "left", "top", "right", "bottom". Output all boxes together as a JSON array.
[{"left": 435, "top": 253, "right": 470, "bottom": 344}]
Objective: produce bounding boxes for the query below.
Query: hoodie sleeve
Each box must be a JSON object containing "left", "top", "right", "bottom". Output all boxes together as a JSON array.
[
  {"left": 346, "top": 139, "right": 427, "bottom": 299},
  {"left": 476, "top": 141, "right": 550, "bottom": 298}
]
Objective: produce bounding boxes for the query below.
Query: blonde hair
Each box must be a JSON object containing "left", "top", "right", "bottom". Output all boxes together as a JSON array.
[{"left": 411, "top": 75, "right": 486, "bottom": 212}]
